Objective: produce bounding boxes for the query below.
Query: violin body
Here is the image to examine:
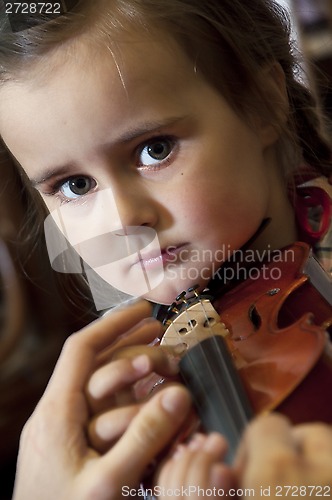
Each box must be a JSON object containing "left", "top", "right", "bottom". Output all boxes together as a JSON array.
[
  {"left": 161, "top": 242, "right": 332, "bottom": 452},
  {"left": 212, "top": 242, "right": 332, "bottom": 423}
]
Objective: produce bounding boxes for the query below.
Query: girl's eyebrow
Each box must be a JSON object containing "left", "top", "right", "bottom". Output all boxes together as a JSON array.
[
  {"left": 30, "top": 115, "right": 187, "bottom": 187},
  {"left": 111, "top": 115, "right": 187, "bottom": 144},
  {"left": 31, "top": 165, "right": 74, "bottom": 188}
]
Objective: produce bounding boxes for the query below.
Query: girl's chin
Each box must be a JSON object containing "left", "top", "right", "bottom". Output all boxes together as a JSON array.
[
  {"left": 142, "top": 277, "right": 207, "bottom": 306},
  {"left": 91, "top": 265, "right": 212, "bottom": 308}
]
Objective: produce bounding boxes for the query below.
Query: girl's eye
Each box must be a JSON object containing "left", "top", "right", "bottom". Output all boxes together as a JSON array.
[
  {"left": 60, "top": 176, "right": 96, "bottom": 199},
  {"left": 138, "top": 137, "right": 174, "bottom": 167}
]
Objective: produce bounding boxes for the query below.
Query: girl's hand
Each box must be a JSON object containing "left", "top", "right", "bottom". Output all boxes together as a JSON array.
[
  {"left": 13, "top": 300, "right": 192, "bottom": 500},
  {"left": 156, "top": 432, "right": 236, "bottom": 499},
  {"left": 85, "top": 317, "right": 183, "bottom": 453},
  {"left": 155, "top": 413, "right": 332, "bottom": 500},
  {"left": 235, "top": 413, "right": 332, "bottom": 499}
]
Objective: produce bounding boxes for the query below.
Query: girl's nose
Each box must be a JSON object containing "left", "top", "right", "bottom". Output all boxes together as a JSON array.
[{"left": 112, "top": 184, "right": 158, "bottom": 229}]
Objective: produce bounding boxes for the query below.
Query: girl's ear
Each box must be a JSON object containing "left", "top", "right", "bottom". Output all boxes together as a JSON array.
[{"left": 256, "top": 62, "right": 289, "bottom": 148}]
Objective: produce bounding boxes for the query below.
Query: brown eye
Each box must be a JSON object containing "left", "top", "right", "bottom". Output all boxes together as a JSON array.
[
  {"left": 138, "top": 137, "right": 174, "bottom": 166},
  {"left": 60, "top": 176, "right": 96, "bottom": 199}
]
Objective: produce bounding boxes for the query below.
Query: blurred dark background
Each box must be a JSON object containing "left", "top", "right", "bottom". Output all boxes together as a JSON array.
[
  {"left": 1, "top": 1, "right": 332, "bottom": 498},
  {"left": 290, "top": 0, "right": 332, "bottom": 121}
]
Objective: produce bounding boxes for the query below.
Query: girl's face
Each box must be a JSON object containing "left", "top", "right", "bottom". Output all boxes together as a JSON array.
[{"left": 0, "top": 34, "right": 296, "bottom": 304}]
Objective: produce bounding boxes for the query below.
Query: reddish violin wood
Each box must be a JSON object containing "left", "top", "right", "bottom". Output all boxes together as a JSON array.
[{"left": 212, "top": 242, "right": 332, "bottom": 424}]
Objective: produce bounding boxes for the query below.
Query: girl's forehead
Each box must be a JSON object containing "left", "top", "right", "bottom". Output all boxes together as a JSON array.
[
  {"left": 87, "top": 33, "right": 195, "bottom": 86},
  {"left": 24, "top": 30, "right": 194, "bottom": 91},
  {"left": 0, "top": 31, "right": 214, "bottom": 164}
]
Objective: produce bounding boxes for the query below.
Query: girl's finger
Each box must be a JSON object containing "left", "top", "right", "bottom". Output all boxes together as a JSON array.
[
  {"left": 86, "top": 353, "right": 154, "bottom": 414},
  {"left": 112, "top": 343, "right": 182, "bottom": 374},
  {"left": 185, "top": 433, "right": 228, "bottom": 489},
  {"left": 96, "top": 316, "right": 163, "bottom": 365},
  {"left": 292, "top": 423, "right": 332, "bottom": 483},
  {"left": 157, "top": 433, "right": 231, "bottom": 497},
  {"left": 96, "top": 385, "right": 192, "bottom": 491},
  {"left": 87, "top": 344, "right": 180, "bottom": 412},
  {"left": 235, "top": 413, "right": 301, "bottom": 489},
  {"left": 88, "top": 404, "right": 141, "bottom": 453},
  {"left": 46, "top": 300, "right": 154, "bottom": 399}
]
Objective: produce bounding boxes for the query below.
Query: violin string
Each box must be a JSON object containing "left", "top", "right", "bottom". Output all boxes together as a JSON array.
[
  {"left": 199, "top": 297, "right": 245, "bottom": 431},
  {"left": 184, "top": 291, "right": 243, "bottom": 439},
  {"left": 162, "top": 289, "right": 248, "bottom": 439}
]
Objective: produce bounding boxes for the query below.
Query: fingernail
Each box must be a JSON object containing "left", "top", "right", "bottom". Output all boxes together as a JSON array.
[
  {"left": 161, "top": 387, "right": 189, "bottom": 414},
  {"left": 132, "top": 354, "right": 150, "bottom": 374},
  {"left": 172, "top": 444, "right": 186, "bottom": 460},
  {"left": 173, "top": 343, "right": 187, "bottom": 355},
  {"left": 188, "top": 433, "right": 206, "bottom": 451},
  {"left": 203, "top": 433, "right": 223, "bottom": 453}
]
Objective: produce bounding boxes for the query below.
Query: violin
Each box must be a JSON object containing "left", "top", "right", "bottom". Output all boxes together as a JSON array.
[{"left": 160, "top": 242, "right": 332, "bottom": 463}]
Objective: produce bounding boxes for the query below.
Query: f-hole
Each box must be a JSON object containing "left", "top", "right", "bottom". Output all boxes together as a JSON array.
[{"left": 249, "top": 304, "right": 261, "bottom": 330}]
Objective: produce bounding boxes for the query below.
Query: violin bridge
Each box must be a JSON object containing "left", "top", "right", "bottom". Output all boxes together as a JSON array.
[{"left": 161, "top": 299, "right": 229, "bottom": 350}]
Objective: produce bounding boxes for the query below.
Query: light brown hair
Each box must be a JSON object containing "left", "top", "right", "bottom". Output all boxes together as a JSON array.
[{"left": 1, "top": 0, "right": 331, "bottom": 179}]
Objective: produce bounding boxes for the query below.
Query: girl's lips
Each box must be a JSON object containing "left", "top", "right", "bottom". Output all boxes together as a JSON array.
[
  {"left": 162, "top": 244, "right": 188, "bottom": 264},
  {"left": 133, "top": 244, "right": 188, "bottom": 270}
]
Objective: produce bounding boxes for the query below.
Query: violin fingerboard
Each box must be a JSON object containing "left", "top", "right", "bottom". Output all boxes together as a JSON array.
[{"left": 161, "top": 294, "right": 252, "bottom": 464}]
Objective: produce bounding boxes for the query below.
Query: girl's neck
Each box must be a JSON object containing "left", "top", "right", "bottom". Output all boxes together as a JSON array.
[{"left": 250, "top": 151, "right": 298, "bottom": 254}]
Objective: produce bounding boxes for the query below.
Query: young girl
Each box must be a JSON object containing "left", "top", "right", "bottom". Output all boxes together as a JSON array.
[{"left": 0, "top": 0, "right": 331, "bottom": 498}]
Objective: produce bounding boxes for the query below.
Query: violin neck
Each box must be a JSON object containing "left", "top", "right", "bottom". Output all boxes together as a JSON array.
[
  {"left": 304, "top": 250, "right": 332, "bottom": 306},
  {"left": 180, "top": 335, "right": 253, "bottom": 464},
  {"left": 161, "top": 296, "right": 253, "bottom": 464}
]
